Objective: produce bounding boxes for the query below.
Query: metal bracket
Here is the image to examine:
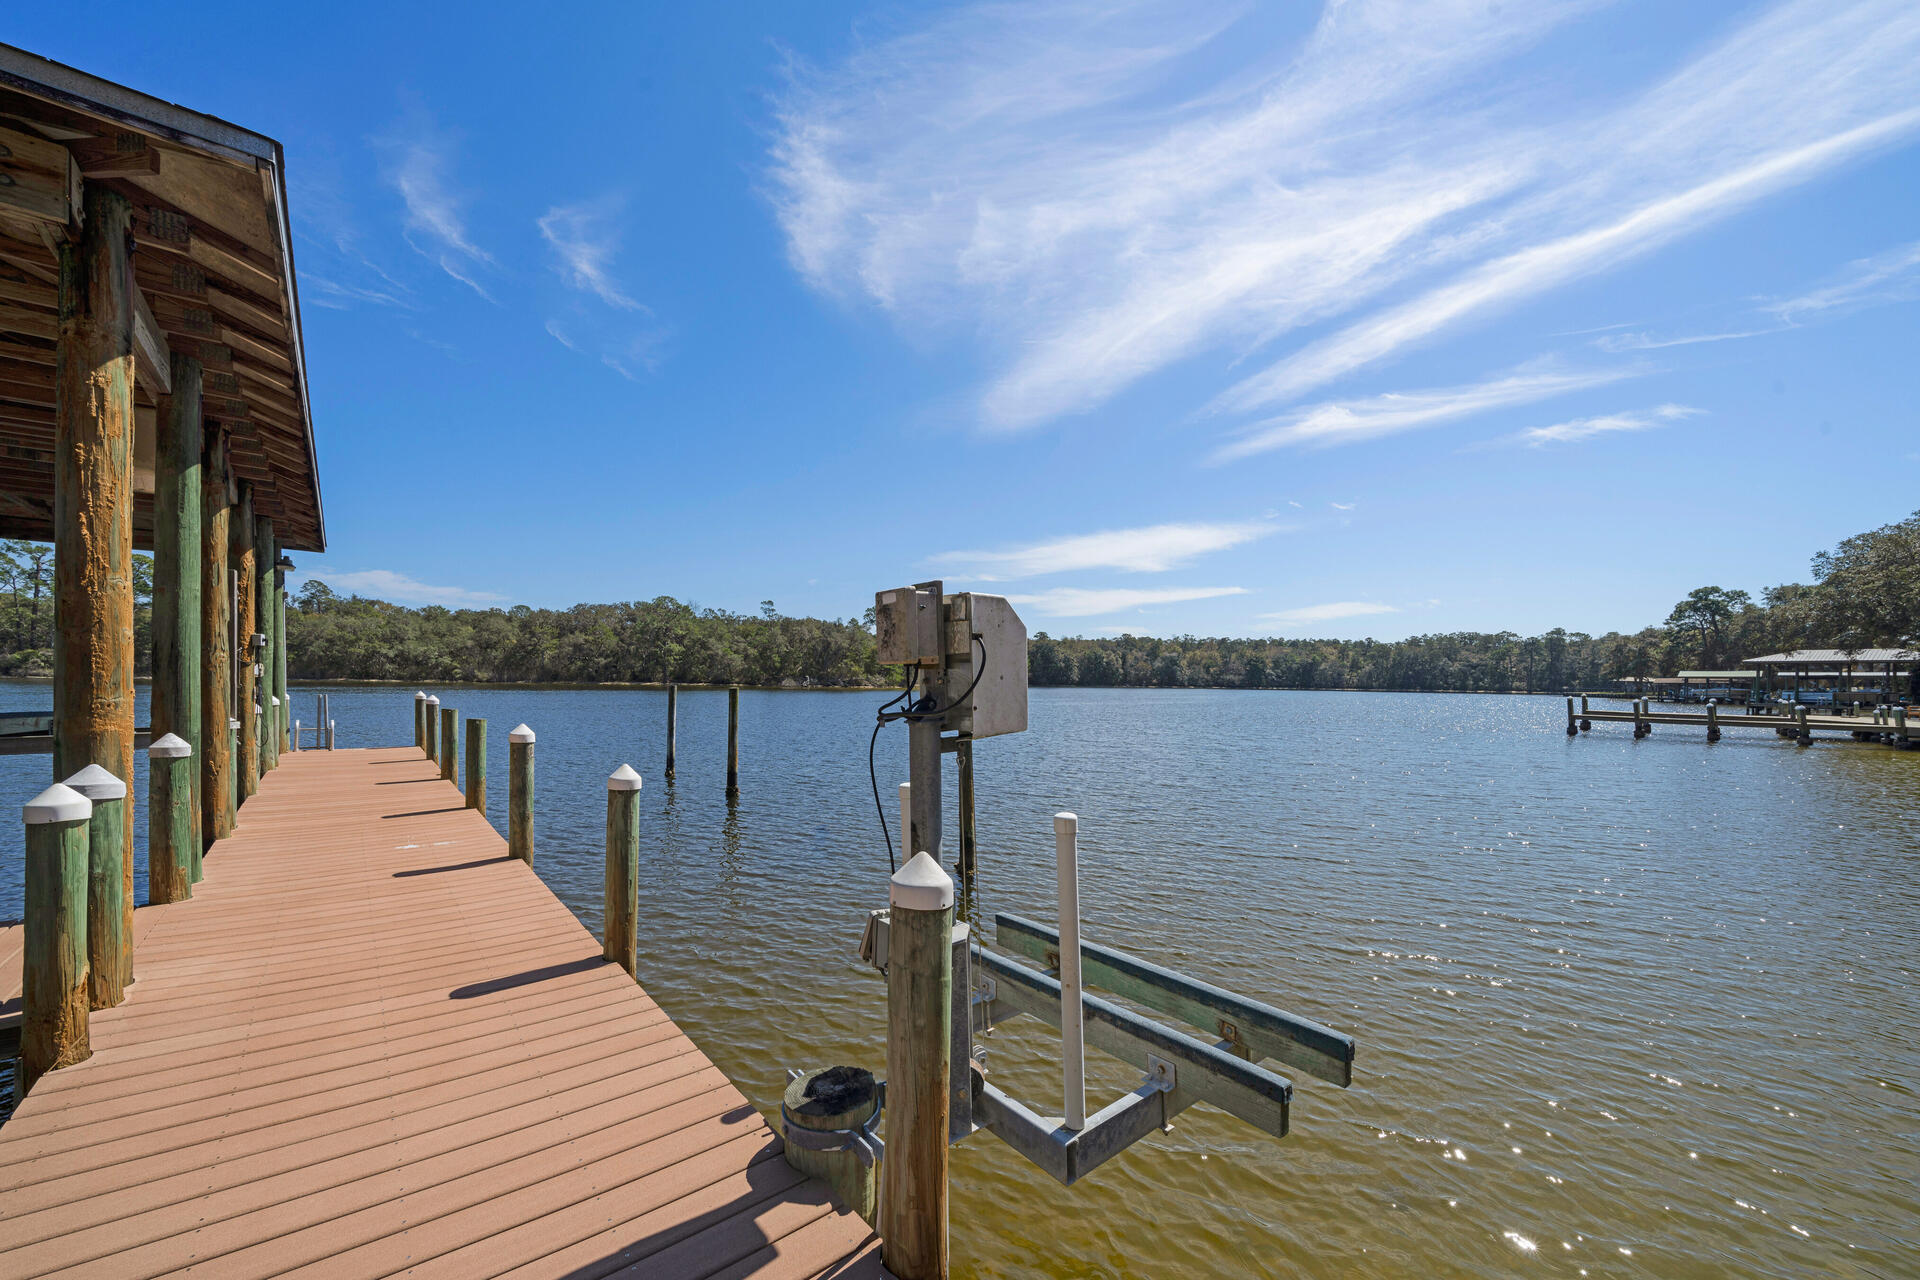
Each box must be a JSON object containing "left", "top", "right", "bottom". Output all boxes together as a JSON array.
[
  {"left": 1143, "top": 1054, "right": 1176, "bottom": 1093},
  {"left": 780, "top": 1083, "right": 887, "bottom": 1169}
]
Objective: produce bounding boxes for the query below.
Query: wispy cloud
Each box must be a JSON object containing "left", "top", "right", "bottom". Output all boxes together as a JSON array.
[
  {"left": 1004, "top": 585, "right": 1248, "bottom": 617},
  {"left": 1767, "top": 238, "right": 1920, "bottom": 320},
  {"left": 1500, "top": 403, "right": 1703, "bottom": 447},
  {"left": 933, "top": 520, "right": 1273, "bottom": 580},
  {"left": 1261, "top": 601, "right": 1397, "bottom": 626},
  {"left": 379, "top": 105, "right": 493, "bottom": 299},
  {"left": 539, "top": 198, "right": 642, "bottom": 309},
  {"left": 298, "top": 569, "right": 505, "bottom": 607},
  {"left": 1212, "top": 365, "right": 1631, "bottom": 460},
  {"left": 1594, "top": 328, "right": 1778, "bottom": 352},
  {"left": 772, "top": 0, "right": 1920, "bottom": 440}
]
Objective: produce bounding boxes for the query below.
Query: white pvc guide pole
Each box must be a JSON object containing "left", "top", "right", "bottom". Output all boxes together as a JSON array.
[{"left": 1056, "top": 811, "right": 1086, "bottom": 1131}]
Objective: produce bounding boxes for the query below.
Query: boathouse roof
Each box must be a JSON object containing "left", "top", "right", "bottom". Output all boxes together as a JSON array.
[
  {"left": 1744, "top": 649, "right": 1917, "bottom": 666},
  {"left": 1677, "top": 670, "right": 1757, "bottom": 679},
  {"left": 0, "top": 43, "right": 323, "bottom": 550}
]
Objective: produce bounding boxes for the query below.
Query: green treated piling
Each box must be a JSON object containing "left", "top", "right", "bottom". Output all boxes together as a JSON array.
[
  {"left": 441, "top": 707, "right": 457, "bottom": 782},
  {"left": 605, "top": 764, "right": 642, "bottom": 978},
  {"left": 466, "top": 718, "right": 487, "bottom": 811},
  {"left": 509, "top": 724, "right": 535, "bottom": 865},
  {"left": 783, "top": 1067, "right": 880, "bottom": 1226},
  {"left": 148, "top": 734, "right": 195, "bottom": 904},
  {"left": 424, "top": 695, "right": 439, "bottom": 761},
  {"left": 63, "top": 765, "right": 127, "bottom": 1009},
  {"left": 414, "top": 692, "right": 426, "bottom": 753},
  {"left": 883, "top": 852, "right": 954, "bottom": 1280},
  {"left": 22, "top": 783, "right": 93, "bottom": 1093}
]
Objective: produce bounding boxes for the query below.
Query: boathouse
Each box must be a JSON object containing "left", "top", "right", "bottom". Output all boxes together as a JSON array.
[{"left": 1743, "top": 648, "right": 1918, "bottom": 707}]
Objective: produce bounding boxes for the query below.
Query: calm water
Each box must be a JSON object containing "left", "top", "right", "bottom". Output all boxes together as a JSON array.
[{"left": 1, "top": 683, "right": 1915, "bottom": 1279}]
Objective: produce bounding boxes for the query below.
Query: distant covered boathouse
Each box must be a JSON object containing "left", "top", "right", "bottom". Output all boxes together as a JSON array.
[{"left": 1743, "top": 649, "right": 1919, "bottom": 707}]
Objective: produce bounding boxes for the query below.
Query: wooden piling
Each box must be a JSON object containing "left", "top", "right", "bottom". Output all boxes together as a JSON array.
[
  {"left": 52, "top": 183, "right": 138, "bottom": 949},
  {"left": 233, "top": 484, "right": 258, "bottom": 799},
  {"left": 727, "top": 685, "right": 740, "bottom": 800},
  {"left": 604, "top": 764, "right": 643, "bottom": 978},
  {"left": 665, "top": 684, "right": 677, "bottom": 782},
  {"left": 509, "top": 724, "right": 535, "bottom": 865},
  {"left": 883, "top": 851, "right": 954, "bottom": 1280},
  {"left": 782, "top": 1066, "right": 880, "bottom": 1226},
  {"left": 414, "top": 692, "right": 426, "bottom": 753},
  {"left": 465, "top": 718, "right": 486, "bottom": 811},
  {"left": 153, "top": 353, "right": 203, "bottom": 875},
  {"left": 956, "top": 740, "right": 977, "bottom": 878},
  {"left": 440, "top": 707, "right": 457, "bottom": 782},
  {"left": 22, "top": 783, "right": 93, "bottom": 1093},
  {"left": 147, "top": 735, "right": 194, "bottom": 904},
  {"left": 1796, "top": 704, "right": 1811, "bottom": 744},
  {"left": 201, "top": 429, "right": 234, "bottom": 847},
  {"left": 274, "top": 573, "right": 289, "bottom": 752},
  {"left": 1565, "top": 696, "right": 1577, "bottom": 736},
  {"left": 255, "top": 519, "right": 276, "bottom": 773},
  {"left": 63, "top": 765, "right": 127, "bottom": 1008},
  {"left": 1707, "top": 701, "right": 1721, "bottom": 742},
  {"left": 424, "top": 695, "right": 439, "bottom": 762}
]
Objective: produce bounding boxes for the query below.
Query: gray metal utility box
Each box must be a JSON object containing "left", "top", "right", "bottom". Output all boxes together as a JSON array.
[{"left": 943, "top": 592, "right": 1027, "bottom": 739}]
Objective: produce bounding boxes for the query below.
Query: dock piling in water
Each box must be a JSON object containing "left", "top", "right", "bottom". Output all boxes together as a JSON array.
[
  {"left": 782, "top": 1066, "right": 880, "bottom": 1226},
  {"left": 465, "top": 718, "right": 486, "bottom": 811},
  {"left": 727, "top": 685, "right": 741, "bottom": 801},
  {"left": 440, "top": 707, "right": 457, "bottom": 782},
  {"left": 1707, "top": 701, "right": 1721, "bottom": 742},
  {"left": 509, "top": 724, "right": 535, "bottom": 864},
  {"left": 22, "top": 783, "right": 93, "bottom": 1094},
  {"left": 64, "top": 765, "right": 128, "bottom": 1008},
  {"left": 148, "top": 734, "right": 194, "bottom": 904},
  {"left": 665, "top": 684, "right": 677, "bottom": 782},
  {"left": 883, "top": 851, "right": 954, "bottom": 1280},
  {"left": 1566, "top": 697, "right": 1577, "bottom": 736},
  {"left": 604, "top": 764, "right": 643, "bottom": 978}
]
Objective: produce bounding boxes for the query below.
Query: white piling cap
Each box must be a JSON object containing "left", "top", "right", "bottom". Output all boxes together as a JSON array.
[
  {"left": 25, "top": 782, "right": 91, "bottom": 825},
  {"left": 415, "top": 691, "right": 427, "bottom": 700},
  {"left": 1054, "top": 811, "right": 1078, "bottom": 833},
  {"left": 509, "top": 724, "right": 535, "bottom": 744},
  {"left": 425, "top": 695, "right": 440, "bottom": 706},
  {"left": 607, "top": 763, "right": 644, "bottom": 792},
  {"left": 271, "top": 696, "right": 280, "bottom": 706},
  {"left": 229, "top": 718, "right": 241, "bottom": 730},
  {"left": 891, "top": 850, "right": 953, "bottom": 911},
  {"left": 148, "top": 733, "right": 193, "bottom": 759},
  {"left": 62, "top": 763, "right": 126, "bottom": 802}
]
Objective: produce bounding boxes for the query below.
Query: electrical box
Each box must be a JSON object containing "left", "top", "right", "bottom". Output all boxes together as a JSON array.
[
  {"left": 942, "top": 592, "right": 1028, "bottom": 739},
  {"left": 875, "top": 584, "right": 944, "bottom": 667}
]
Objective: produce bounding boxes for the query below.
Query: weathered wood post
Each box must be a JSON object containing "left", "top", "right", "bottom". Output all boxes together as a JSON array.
[
  {"left": 274, "top": 559, "right": 289, "bottom": 752},
  {"left": 414, "top": 692, "right": 427, "bottom": 753},
  {"left": 22, "top": 783, "right": 93, "bottom": 1093},
  {"left": 1707, "top": 701, "right": 1721, "bottom": 743},
  {"left": 956, "top": 740, "right": 978, "bottom": 878},
  {"left": 423, "top": 695, "right": 439, "bottom": 762},
  {"left": 255, "top": 519, "right": 275, "bottom": 772},
  {"left": 440, "top": 707, "right": 458, "bottom": 782},
  {"left": 509, "top": 724, "right": 535, "bottom": 864},
  {"left": 1055, "top": 813, "right": 1086, "bottom": 1131},
  {"left": 1796, "top": 703, "right": 1811, "bottom": 745},
  {"left": 726, "top": 685, "right": 741, "bottom": 801},
  {"left": 147, "top": 734, "right": 194, "bottom": 904},
  {"left": 227, "top": 718, "right": 239, "bottom": 826},
  {"left": 201, "top": 430, "right": 234, "bottom": 847},
  {"left": 882, "top": 851, "right": 954, "bottom": 1280},
  {"left": 1896, "top": 706, "right": 1911, "bottom": 749},
  {"left": 604, "top": 764, "right": 643, "bottom": 978},
  {"left": 1565, "top": 697, "right": 1577, "bottom": 736},
  {"left": 1579, "top": 694, "right": 1591, "bottom": 731},
  {"left": 782, "top": 1066, "right": 880, "bottom": 1226},
  {"left": 1633, "top": 699, "right": 1649, "bottom": 738},
  {"left": 63, "top": 765, "right": 127, "bottom": 1009},
  {"left": 232, "top": 484, "right": 258, "bottom": 800},
  {"left": 53, "top": 183, "right": 138, "bottom": 954},
  {"left": 154, "top": 352, "right": 202, "bottom": 879},
  {"left": 465, "top": 718, "right": 487, "bottom": 811},
  {"left": 664, "top": 684, "right": 677, "bottom": 782}
]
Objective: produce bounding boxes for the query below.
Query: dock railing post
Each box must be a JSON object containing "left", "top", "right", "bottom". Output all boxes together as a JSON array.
[
  {"left": 604, "top": 765, "right": 643, "bottom": 978},
  {"left": 414, "top": 691, "right": 426, "bottom": 754},
  {"left": 883, "top": 851, "right": 953, "bottom": 1280},
  {"left": 509, "top": 725, "right": 535, "bottom": 864},
  {"left": 1707, "top": 700, "right": 1721, "bottom": 743},
  {"left": 1056, "top": 813, "right": 1086, "bottom": 1131},
  {"left": 424, "top": 695, "right": 439, "bottom": 761},
  {"left": 665, "top": 684, "right": 677, "bottom": 783},
  {"left": 440, "top": 707, "right": 457, "bottom": 782},
  {"left": 465, "top": 718, "right": 487, "bottom": 811},
  {"left": 148, "top": 735, "right": 194, "bottom": 904},
  {"left": 64, "top": 766, "right": 128, "bottom": 1009},
  {"left": 781, "top": 1067, "right": 880, "bottom": 1226},
  {"left": 726, "top": 685, "right": 741, "bottom": 801},
  {"left": 22, "top": 783, "right": 93, "bottom": 1093}
]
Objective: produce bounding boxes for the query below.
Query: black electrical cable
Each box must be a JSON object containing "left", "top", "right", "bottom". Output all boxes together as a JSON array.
[{"left": 867, "top": 635, "right": 989, "bottom": 874}]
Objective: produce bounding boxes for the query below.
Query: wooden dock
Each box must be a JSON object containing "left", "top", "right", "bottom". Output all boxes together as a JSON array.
[
  {"left": 0, "top": 747, "right": 884, "bottom": 1280},
  {"left": 1573, "top": 699, "right": 1917, "bottom": 747}
]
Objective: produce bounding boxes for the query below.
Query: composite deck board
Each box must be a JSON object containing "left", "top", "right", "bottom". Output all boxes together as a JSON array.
[{"left": 0, "top": 747, "right": 883, "bottom": 1279}]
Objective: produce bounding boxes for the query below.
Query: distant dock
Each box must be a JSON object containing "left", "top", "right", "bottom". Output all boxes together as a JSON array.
[
  {"left": 0, "top": 748, "right": 882, "bottom": 1279},
  {"left": 1568, "top": 695, "right": 1917, "bottom": 749}
]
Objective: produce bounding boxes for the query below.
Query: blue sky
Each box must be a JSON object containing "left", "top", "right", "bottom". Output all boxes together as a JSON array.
[{"left": 15, "top": 1, "right": 1918, "bottom": 640}]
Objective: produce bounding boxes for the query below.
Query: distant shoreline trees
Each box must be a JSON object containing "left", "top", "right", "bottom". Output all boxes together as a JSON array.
[{"left": 1, "top": 511, "right": 1913, "bottom": 693}]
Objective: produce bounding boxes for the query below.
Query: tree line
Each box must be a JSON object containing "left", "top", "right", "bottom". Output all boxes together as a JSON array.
[{"left": 0, "top": 510, "right": 1913, "bottom": 692}]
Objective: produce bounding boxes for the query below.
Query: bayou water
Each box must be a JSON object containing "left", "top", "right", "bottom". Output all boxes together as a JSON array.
[{"left": 1, "top": 683, "right": 1913, "bottom": 1278}]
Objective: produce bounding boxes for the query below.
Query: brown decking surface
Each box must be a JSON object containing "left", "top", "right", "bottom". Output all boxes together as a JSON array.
[{"left": 0, "top": 747, "right": 883, "bottom": 1280}]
